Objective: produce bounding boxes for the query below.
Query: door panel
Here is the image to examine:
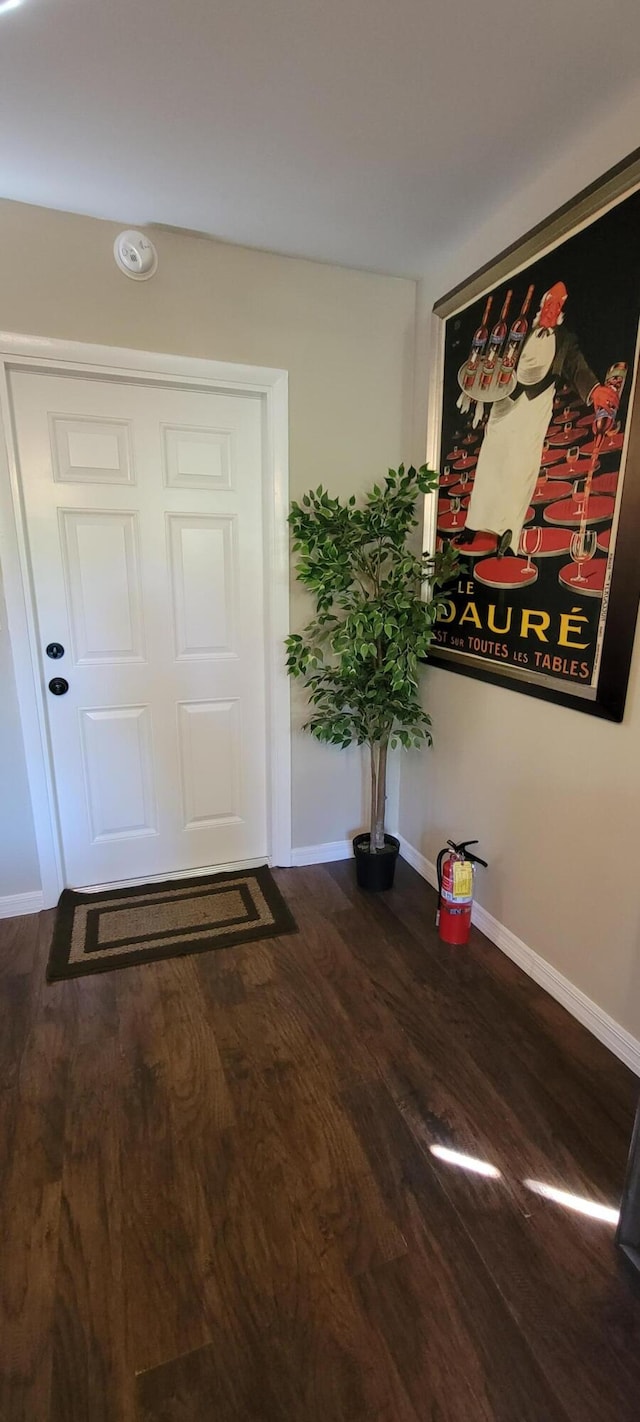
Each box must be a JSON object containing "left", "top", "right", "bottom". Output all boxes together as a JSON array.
[
  {"left": 11, "top": 370, "right": 267, "bottom": 886},
  {"left": 60, "top": 509, "right": 145, "bottom": 663},
  {"left": 167, "top": 513, "right": 236, "bottom": 659},
  {"left": 79, "top": 705, "right": 157, "bottom": 841},
  {"left": 162, "top": 424, "right": 232, "bottom": 490},
  {"left": 177, "top": 699, "right": 240, "bottom": 829},
  {"left": 50, "top": 414, "right": 134, "bottom": 485}
]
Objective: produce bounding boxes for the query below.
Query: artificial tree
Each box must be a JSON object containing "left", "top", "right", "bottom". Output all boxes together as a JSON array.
[{"left": 286, "top": 464, "right": 457, "bottom": 880}]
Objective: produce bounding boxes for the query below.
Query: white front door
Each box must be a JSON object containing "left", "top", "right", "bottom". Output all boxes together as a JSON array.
[{"left": 9, "top": 369, "right": 268, "bottom": 887}]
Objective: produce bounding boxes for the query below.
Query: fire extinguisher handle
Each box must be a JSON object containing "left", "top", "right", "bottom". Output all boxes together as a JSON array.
[{"left": 449, "top": 838, "right": 488, "bottom": 868}]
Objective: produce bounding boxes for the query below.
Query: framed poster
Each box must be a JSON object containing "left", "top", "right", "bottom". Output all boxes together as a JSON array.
[{"left": 425, "top": 150, "right": 640, "bottom": 720}]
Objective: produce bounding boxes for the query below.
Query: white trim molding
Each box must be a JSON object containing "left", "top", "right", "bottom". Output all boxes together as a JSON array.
[
  {"left": 290, "top": 824, "right": 402, "bottom": 868},
  {"left": 0, "top": 333, "right": 292, "bottom": 907},
  {"left": 398, "top": 836, "right": 640, "bottom": 1079},
  {"left": 0, "top": 890, "right": 45, "bottom": 920},
  {"left": 291, "top": 839, "right": 353, "bottom": 867}
]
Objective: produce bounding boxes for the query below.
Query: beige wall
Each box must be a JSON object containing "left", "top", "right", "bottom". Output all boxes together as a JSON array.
[
  {"left": 0, "top": 199, "right": 416, "bottom": 894},
  {"left": 0, "top": 564, "right": 38, "bottom": 892},
  {"left": 402, "top": 88, "right": 640, "bottom": 1041}
]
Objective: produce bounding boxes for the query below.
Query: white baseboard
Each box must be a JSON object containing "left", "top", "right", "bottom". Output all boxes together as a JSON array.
[
  {"left": 0, "top": 889, "right": 45, "bottom": 919},
  {"left": 291, "top": 839, "right": 353, "bottom": 867},
  {"left": 290, "top": 828, "right": 402, "bottom": 868},
  {"left": 398, "top": 835, "right": 640, "bottom": 1079}
]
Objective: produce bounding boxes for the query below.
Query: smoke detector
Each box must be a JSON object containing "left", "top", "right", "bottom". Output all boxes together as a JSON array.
[{"left": 113, "top": 230, "right": 158, "bottom": 281}]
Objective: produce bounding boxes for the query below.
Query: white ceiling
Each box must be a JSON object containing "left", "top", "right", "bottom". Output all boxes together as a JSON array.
[{"left": 1, "top": 0, "right": 639, "bottom": 277}]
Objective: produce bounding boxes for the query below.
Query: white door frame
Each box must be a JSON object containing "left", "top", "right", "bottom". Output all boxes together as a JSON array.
[{"left": 0, "top": 332, "right": 291, "bottom": 907}]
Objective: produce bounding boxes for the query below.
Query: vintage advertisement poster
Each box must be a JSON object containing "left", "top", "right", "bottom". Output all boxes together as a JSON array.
[{"left": 429, "top": 176, "right": 640, "bottom": 718}]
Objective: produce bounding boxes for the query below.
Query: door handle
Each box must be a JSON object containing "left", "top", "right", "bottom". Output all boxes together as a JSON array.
[{"left": 48, "top": 677, "right": 69, "bottom": 696}]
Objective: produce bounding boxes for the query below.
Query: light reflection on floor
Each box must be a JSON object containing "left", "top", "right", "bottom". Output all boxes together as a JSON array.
[
  {"left": 427, "top": 1143, "right": 620, "bottom": 1224},
  {"left": 429, "top": 1144, "right": 501, "bottom": 1178},
  {"left": 523, "top": 1178, "right": 620, "bottom": 1225}
]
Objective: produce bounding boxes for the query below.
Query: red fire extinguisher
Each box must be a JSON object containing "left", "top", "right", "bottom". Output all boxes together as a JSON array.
[{"left": 436, "top": 839, "right": 487, "bottom": 946}]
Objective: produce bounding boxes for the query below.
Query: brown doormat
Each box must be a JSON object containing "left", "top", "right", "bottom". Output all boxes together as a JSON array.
[{"left": 46, "top": 865, "right": 297, "bottom": 982}]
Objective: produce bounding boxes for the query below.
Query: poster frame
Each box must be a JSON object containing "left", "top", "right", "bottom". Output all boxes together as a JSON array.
[{"left": 424, "top": 147, "right": 640, "bottom": 721}]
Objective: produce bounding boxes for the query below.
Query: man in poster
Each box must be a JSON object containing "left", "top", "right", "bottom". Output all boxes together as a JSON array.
[{"left": 458, "top": 282, "right": 620, "bottom": 555}]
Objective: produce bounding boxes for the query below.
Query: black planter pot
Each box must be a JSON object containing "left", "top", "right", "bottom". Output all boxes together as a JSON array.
[{"left": 353, "top": 833, "right": 400, "bottom": 892}]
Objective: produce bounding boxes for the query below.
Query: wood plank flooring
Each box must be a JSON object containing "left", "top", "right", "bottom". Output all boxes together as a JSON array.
[{"left": 1, "top": 859, "right": 639, "bottom": 1420}]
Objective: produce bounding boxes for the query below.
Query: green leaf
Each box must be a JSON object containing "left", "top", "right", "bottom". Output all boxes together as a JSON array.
[{"left": 285, "top": 466, "right": 457, "bottom": 832}]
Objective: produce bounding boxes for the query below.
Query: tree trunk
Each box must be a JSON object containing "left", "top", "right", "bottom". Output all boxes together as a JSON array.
[
  {"left": 371, "top": 738, "right": 388, "bottom": 852},
  {"left": 369, "top": 744, "right": 378, "bottom": 852}
]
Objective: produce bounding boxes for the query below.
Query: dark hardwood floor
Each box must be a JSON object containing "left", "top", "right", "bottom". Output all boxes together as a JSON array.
[{"left": 1, "top": 858, "right": 639, "bottom": 1421}]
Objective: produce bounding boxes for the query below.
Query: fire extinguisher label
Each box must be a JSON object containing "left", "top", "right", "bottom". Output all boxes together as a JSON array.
[{"left": 452, "top": 861, "right": 473, "bottom": 899}]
